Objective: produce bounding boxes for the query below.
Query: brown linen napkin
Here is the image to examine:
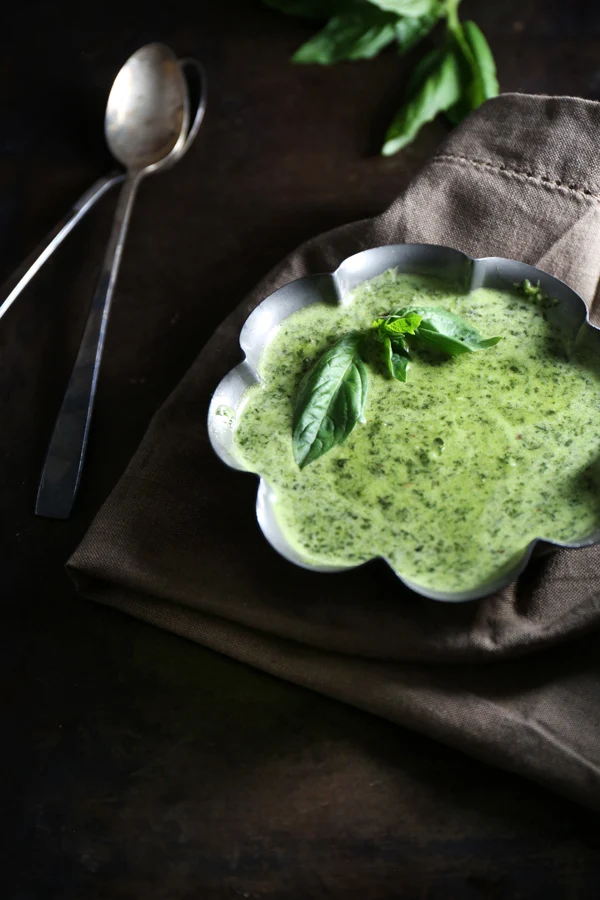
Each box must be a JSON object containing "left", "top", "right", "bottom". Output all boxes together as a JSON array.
[{"left": 69, "top": 93, "right": 600, "bottom": 809}]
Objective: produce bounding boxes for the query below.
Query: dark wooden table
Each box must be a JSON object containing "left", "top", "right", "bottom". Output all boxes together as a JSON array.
[{"left": 2, "top": 1, "right": 600, "bottom": 897}]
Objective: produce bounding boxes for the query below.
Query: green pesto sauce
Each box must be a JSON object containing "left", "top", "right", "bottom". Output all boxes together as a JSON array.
[{"left": 232, "top": 270, "right": 600, "bottom": 593}]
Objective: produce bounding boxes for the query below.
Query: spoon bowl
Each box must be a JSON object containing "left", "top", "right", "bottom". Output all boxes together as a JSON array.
[
  {"left": 105, "top": 43, "right": 189, "bottom": 172},
  {"left": 0, "top": 55, "right": 205, "bottom": 326}
]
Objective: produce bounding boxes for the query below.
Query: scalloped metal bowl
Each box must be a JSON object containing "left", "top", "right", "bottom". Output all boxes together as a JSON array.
[{"left": 208, "top": 243, "right": 600, "bottom": 602}]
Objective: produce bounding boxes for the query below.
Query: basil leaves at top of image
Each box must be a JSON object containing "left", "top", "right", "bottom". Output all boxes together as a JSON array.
[
  {"left": 262, "top": 0, "right": 499, "bottom": 154},
  {"left": 292, "top": 307, "right": 501, "bottom": 467}
]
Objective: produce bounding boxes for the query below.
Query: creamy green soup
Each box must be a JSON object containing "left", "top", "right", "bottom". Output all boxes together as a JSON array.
[{"left": 232, "top": 270, "right": 600, "bottom": 593}]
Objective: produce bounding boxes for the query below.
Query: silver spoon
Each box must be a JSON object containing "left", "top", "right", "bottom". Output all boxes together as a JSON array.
[
  {"left": 0, "top": 57, "right": 206, "bottom": 324},
  {"left": 36, "top": 43, "right": 190, "bottom": 519}
]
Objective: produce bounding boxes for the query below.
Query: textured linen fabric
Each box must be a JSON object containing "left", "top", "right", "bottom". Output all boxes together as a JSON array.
[{"left": 69, "top": 94, "right": 600, "bottom": 809}]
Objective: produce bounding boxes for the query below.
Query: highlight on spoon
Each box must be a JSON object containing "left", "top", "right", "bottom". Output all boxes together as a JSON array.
[{"left": 104, "top": 42, "right": 189, "bottom": 171}]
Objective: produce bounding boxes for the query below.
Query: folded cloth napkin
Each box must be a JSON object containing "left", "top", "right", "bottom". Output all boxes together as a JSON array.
[{"left": 69, "top": 93, "right": 600, "bottom": 810}]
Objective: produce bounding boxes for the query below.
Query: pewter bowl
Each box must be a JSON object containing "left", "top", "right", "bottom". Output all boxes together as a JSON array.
[{"left": 208, "top": 243, "right": 600, "bottom": 602}]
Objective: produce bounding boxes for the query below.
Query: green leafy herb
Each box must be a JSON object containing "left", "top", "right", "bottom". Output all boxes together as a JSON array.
[
  {"left": 293, "top": 8, "right": 398, "bottom": 64},
  {"left": 377, "top": 335, "right": 394, "bottom": 374},
  {"left": 461, "top": 20, "right": 499, "bottom": 105},
  {"left": 517, "top": 279, "right": 547, "bottom": 301},
  {"left": 292, "top": 303, "right": 501, "bottom": 465},
  {"left": 394, "top": 304, "right": 502, "bottom": 355},
  {"left": 371, "top": 312, "right": 418, "bottom": 380},
  {"left": 262, "top": 0, "right": 338, "bottom": 18},
  {"left": 445, "top": 18, "right": 499, "bottom": 124},
  {"left": 368, "top": 0, "right": 438, "bottom": 15},
  {"left": 382, "top": 48, "right": 462, "bottom": 156},
  {"left": 374, "top": 334, "right": 409, "bottom": 381},
  {"left": 372, "top": 311, "right": 422, "bottom": 336},
  {"left": 293, "top": 332, "right": 368, "bottom": 467},
  {"left": 394, "top": 10, "right": 442, "bottom": 56},
  {"left": 263, "top": 0, "right": 500, "bottom": 153},
  {"left": 390, "top": 339, "right": 411, "bottom": 380}
]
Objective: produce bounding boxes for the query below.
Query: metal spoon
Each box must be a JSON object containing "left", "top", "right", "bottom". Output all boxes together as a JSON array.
[
  {"left": 36, "top": 43, "right": 190, "bottom": 519},
  {"left": 0, "top": 57, "right": 206, "bottom": 324}
]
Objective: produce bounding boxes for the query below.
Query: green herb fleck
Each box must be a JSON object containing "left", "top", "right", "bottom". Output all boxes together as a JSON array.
[{"left": 517, "top": 279, "right": 547, "bottom": 302}]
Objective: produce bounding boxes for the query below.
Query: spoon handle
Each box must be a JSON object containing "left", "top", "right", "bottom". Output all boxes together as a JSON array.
[
  {"left": 0, "top": 171, "right": 124, "bottom": 323},
  {"left": 36, "top": 173, "right": 140, "bottom": 519}
]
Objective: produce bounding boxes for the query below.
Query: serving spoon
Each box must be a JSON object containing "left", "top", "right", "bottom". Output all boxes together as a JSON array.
[
  {"left": 35, "top": 43, "right": 191, "bottom": 519},
  {"left": 0, "top": 56, "right": 205, "bottom": 324}
]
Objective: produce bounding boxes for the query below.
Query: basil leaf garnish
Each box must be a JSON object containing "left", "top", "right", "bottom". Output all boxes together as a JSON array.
[
  {"left": 379, "top": 335, "right": 407, "bottom": 380},
  {"left": 372, "top": 316, "right": 414, "bottom": 382},
  {"left": 517, "top": 279, "right": 547, "bottom": 301},
  {"left": 372, "top": 312, "right": 422, "bottom": 338},
  {"left": 390, "top": 340, "right": 410, "bottom": 381},
  {"left": 293, "top": 333, "right": 368, "bottom": 468},
  {"left": 394, "top": 305, "right": 502, "bottom": 356},
  {"left": 380, "top": 337, "right": 411, "bottom": 381},
  {"left": 292, "top": 303, "right": 501, "bottom": 465}
]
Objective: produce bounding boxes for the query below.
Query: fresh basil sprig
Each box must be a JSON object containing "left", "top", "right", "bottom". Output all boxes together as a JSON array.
[
  {"left": 372, "top": 311, "right": 422, "bottom": 337},
  {"left": 392, "top": 305, "right": 502, "bottom": 355},
  {"left": 262, "top": 0, "right": 499, "bottom": 154},
  {"left": 293, "top": 332, "right": 368, "bottom": 467},
  {"left": 371, "top": 310, "right": 421, "bottom": 380},
  {"left": 293, "top": 305, "right": 500, "bottom": 466},
  {"left": 381, "top": 336, "right": 411, "bottom": 381}
]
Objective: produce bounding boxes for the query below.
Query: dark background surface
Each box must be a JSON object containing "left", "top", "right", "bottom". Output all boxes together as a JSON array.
[{"left": 2, "top": 1, "right": 600, "bottom": 897}]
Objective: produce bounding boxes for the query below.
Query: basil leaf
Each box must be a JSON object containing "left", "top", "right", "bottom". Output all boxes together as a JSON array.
[
  {"left": 376, "top": 334, "right": 410, "bottom": 381},
  {"left": 372, "top": 312, "right": 422, "bottom": 336},
  {"left": 293, "top": 8, "right": 397, "bottom": 64},
  {"left": 293, "top": 333, "right": 368, "bottom": 467},
  {"left": 462, "top": 20, "right": 499, "bottom": 105},
  {"left": 395, "top": 305, "right": 502, "bottom": 356},
  {"left": 391, "top": 353, "right": 410, "bottom": 381},
  {"left": 446, "top": 20, "right": 499, "bottom": 124},
  {"left": 380, "top": 335, "right": 395, "bottom": 376},
  {"left": 394, "top": 11, "right": 442, "bottom": 56},
  {"left": 381, "top": 48, "right": 462, "bottom": 156},
  {"left": 263, "top": 0, "right": 338, "bottom": 17},
  {"left": 403, "top": 45, "right": 447, "bottom": 96},
  {"left": 368, "top": 0, "right": 438, "bottom": 15},
  {"left": 390, "top": 339, "right": 410, "bottom": 381}
]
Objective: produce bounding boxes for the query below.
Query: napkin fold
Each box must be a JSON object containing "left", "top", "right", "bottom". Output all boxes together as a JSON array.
[{"left": 69, "top": 94, "right": 600, "bottom": 809}]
